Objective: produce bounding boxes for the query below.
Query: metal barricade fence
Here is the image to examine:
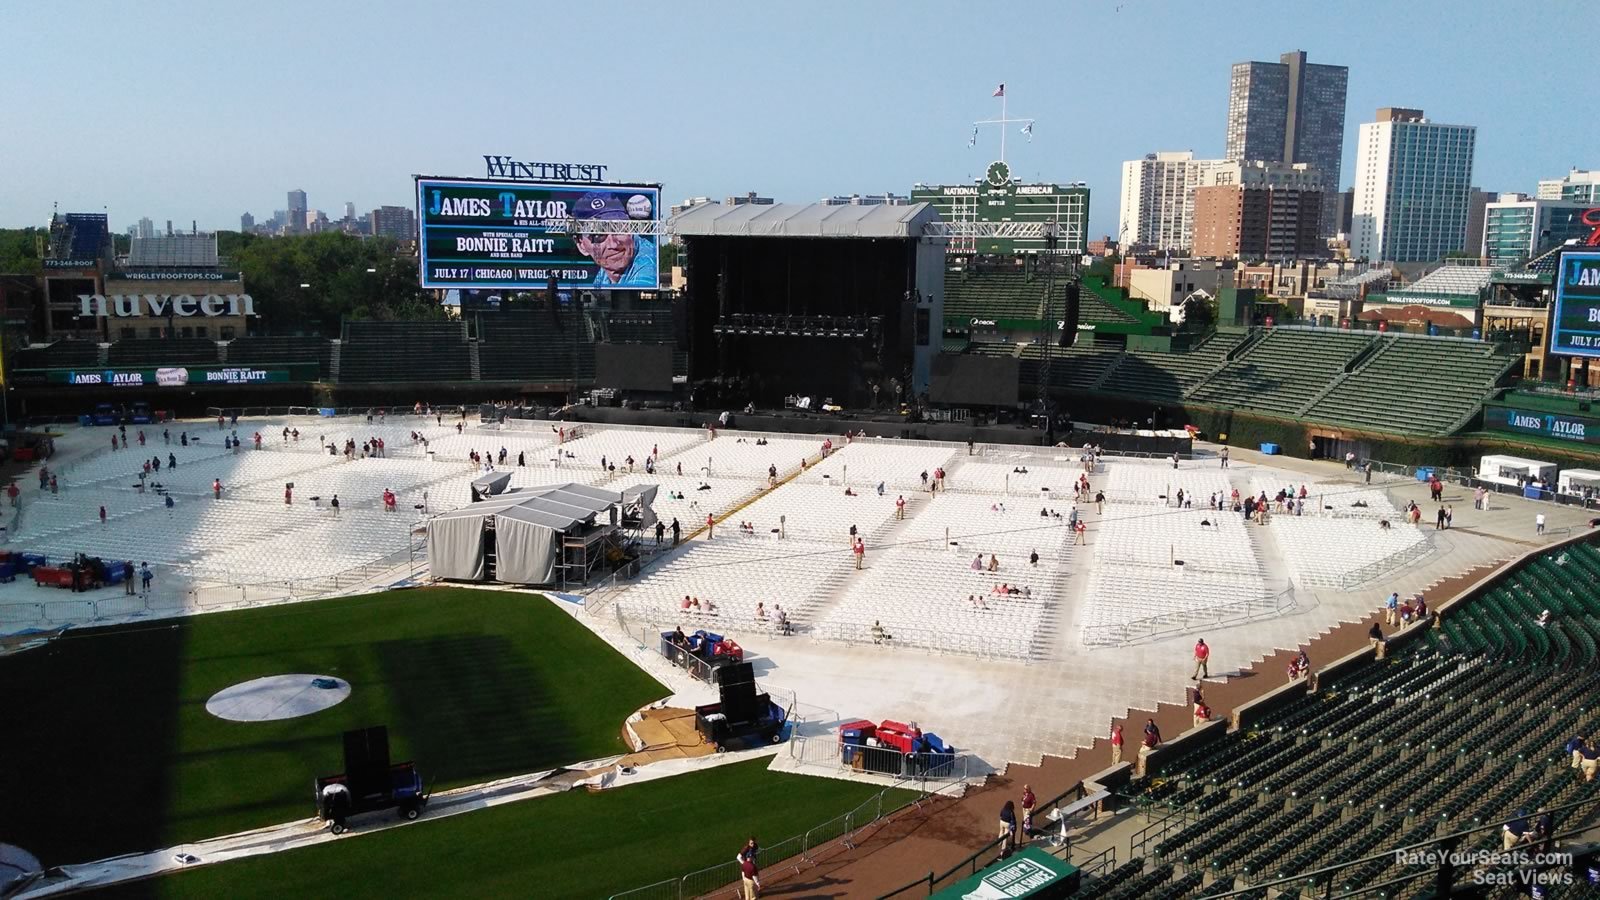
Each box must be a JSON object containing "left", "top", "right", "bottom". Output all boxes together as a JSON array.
[
  {"left": 788, "top": 735, "right": 971, "bottom": 783},
  {"left": 1082, "top": 585, "right": 1297, "bottom": 647},
  {"left": 609, "top": 777, "right": 934, "bottom": 900}
]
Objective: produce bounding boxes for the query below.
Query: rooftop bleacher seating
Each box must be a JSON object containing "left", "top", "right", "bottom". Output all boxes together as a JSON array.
[
  {"left": 1304, "top": 335, "right": 1517, "bottom": 435},
  {"left": 105, "top": 338, "right": 220, "bottom": 367},
  {"left": 1404, "top": 265, "right": 1496, "bottom": 296},
  {"left": 339, "top": 320, "right": 470, "bottom": 382},
  {"left": 225, "top": 336, "right": 333, "bottom": 378},
  {"left": 1113, "top": 539, "right": 1600, "bottom": 898}
]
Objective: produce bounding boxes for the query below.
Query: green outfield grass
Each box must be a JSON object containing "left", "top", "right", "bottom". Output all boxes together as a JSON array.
[
  {"left": 0, "top": 588, "right": 666, "bottom": 866},
  {"left": 102, "top": 758, "right": 911, "bottom": 900}
]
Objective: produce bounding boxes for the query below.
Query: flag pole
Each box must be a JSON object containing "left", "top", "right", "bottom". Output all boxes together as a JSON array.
[{"left": 1000, "top": 87, "right": 1007, "bottom": 164}]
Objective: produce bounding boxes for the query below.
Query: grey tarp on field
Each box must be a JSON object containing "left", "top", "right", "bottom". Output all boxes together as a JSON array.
[
  {"left": 494, "top": 509, "right": 559, "bottom": 584},
  {"left": 427, "top": 512, "right": 486, "bottom": 581},
  {"left": 423, "top": 482, "right": 654, "bottom": 585}
]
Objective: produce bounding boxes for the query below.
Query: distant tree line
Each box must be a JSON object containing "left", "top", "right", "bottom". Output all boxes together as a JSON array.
[{"left": 220, "top": 232, "right": 441, "bottom": 334}]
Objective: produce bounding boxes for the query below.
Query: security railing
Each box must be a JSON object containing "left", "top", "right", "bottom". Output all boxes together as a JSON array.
[
  {"left": 807, "top": 619, "right": 1034, "bottom": 661},
  {"left": 1334, "top": 537, "right": 1437, "bottom": 590},
  {"left": 1081, "top": 585, "right": 1297, "bottom": 647},
  {"left": 607, "top": 776, "right": 944, "bottom": 900},
  {"left": 787, "top": 734, "right": 971, "bottom": 783}
]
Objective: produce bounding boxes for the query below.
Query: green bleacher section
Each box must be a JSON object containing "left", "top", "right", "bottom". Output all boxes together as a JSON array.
[
  {"left": 105, "top": 338, "right": 219, "bottom": 367},
  {"left": 1097, "top": 334, "right": 1240, "bottom": 403},
  {"left": 13, "top": 340, "right": 100, "bottom": 370},
  {"left": 475, "top": 310, "right": 595, "bottom": 383},
  {"left": 1186, "top": 329, "right": 1379, "bottom": 419},
  {"left": 338, "top": 321, "right": 470, "bottom": 382},
  {"left": 1305, "top": 336, "right": 1519, "bottom": 436},
  {"left": 943, "top": 270, "right": 1046, "bottom": 323},
  {"left": 225, "top": 336, "right": 333, "bottom": 379},
  {"left": 1019, "top": 341, "right": 1125, "bottom": 392},
  {"left": 1092, "top": 540, "right": 1600, "bottom": 899},
  {"left": 943, "top": 270, "right": 1156, "bottom": 330}
]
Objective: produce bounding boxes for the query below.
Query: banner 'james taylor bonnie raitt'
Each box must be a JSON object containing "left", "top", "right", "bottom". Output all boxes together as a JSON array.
[{"left": 416, "top": 177, "right": 660, "bottom": 292}]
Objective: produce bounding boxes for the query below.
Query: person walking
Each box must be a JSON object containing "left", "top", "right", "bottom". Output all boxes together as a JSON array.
[
  {"left": 213, "top": 478, "right": 223, "bottom": 500},
  {"left": 895, "top": 495, "right": 905, "bottom": 520},
  {"left": 1536, "top": 512, "right": 1546, "bottom": 536},
  {"left": 705, "top": 512, "right": 715, "bottom": 539},
  {"left": 1029, "top": 549, "right": 1039, "bottom": 567},
  {"left": 123, "top": 560, "right": 136, "bottom": 596},
  {"left": 1219, "top": 446, "right": 1229, "bottom": 468},
  {"left": 1192, "top": 638, "right": 1210, "bottom": 680},
  {"left": 1384, "top": 591, "right": 1399, "bottom": 626},
  {"left": 140, "top": 562, "right": 153, "bottom": 596},
  {"left": 99, "top": 505, "right": 107, "bottom": 525},
  {"left": 1110, "top": 723, "right": 1124, "bottom": 764},
  {"left": 737, "top": 838, "right": 761, "bottom": 898},
  {"left": 671, "top": 518, "right": 681, "bottom": 546},
  {"left": 998, "top": 800, "right": 1017, "bottom": 853},
  {"left": 1019, "top": 784, "right": 1036, "bottom": 843},
  {"left": 853, "top": 538, "right": 865, "bottom": 570}
]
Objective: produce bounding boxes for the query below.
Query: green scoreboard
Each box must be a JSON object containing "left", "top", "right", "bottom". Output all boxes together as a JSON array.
[{"left": 912, "top": 160, "right": 1090, "bottom": 257}]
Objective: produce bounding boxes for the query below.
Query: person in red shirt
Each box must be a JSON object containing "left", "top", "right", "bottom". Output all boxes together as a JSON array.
[
  {"left": 895, "top": 495, "right": 906, "bottom": 520},
  {"left": 1019, "top": 784, "right": 1036, "bottom": 842},
  {"left": 213, "top": 479, "right": 222, "bottom": 499},
  {"left": 1193, "top": 638, "right": 1210, "bottom": 680},
  {"left": 1193, "top": 698, "right": 1212, "bottom": 729},
  {"left": 705, "top": 513, "right": 714, "bottom": 539},
  {"left": 1110, "top": 723, "right": 1124, "bottom": 764},
  {"left": 853, "top": 538, "right": 865, "bottom": 570}
]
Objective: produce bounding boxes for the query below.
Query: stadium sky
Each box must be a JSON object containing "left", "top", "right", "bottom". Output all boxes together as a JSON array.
[{"left": 2, "top": 0, "right": 1592, "bottom": 240}]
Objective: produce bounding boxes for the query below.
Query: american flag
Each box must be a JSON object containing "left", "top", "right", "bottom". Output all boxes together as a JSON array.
[{"left": 992, "top": 83, "right": 1005, "bottom": 97}]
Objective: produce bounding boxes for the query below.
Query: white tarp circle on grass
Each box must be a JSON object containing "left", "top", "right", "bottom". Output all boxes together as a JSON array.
[{"left": 205, "top": 674, "right": 351, "bottom": 722}]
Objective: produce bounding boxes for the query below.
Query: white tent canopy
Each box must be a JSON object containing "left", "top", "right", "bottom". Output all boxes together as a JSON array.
[{"left": 426, "top": 483, "right": 655, "bottom": 585}]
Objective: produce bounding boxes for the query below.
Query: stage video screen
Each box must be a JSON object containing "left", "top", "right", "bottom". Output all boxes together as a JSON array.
[
  {"left": 928, "top": 355, "right": 1020, "bottom": 406},
  {"left": 417, "top": 177, "right": 660, "bottom": 291},
  {"left": 594, "top": 343, "right": 674, "bottom": 392}
]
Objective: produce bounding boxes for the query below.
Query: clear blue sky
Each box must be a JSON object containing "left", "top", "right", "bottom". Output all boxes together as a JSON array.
[{"left": 2, "top": 0, "right": 1593, "bottom": 239}]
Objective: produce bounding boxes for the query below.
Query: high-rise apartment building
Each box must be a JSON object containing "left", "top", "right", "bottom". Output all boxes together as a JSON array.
[
  {"left": 1464, "top": 188, "right": 1491, "bottom": 260},
  {"left": 1351, "top": 108, "right": 1476, "bottom": 262},
  {"left": 286, "top": 189, "right": 308, "bottom": 234},
  {"left": 369, "top": 205, "right": 417, "bottom": 241},
  {"left": 1481, "top": 194, "right": 1593, "bottom": 263},
  {"left": 1118, "top": 151, "right": 1225, "bottom": 254},
  {"left": 343, "top": 201, "right": 356, "bottom": 222},
  {"left": 135, "top": 217, "right": 155, "bottom": 239},
  {"left": 1536, "top": 169, "right": 1600, "bottom": 203},
  {"left": 1225, "top": 50, "right": 1348, "bottom": 239},
  {"left": 1192, "top": 161, "right": 1325, "bottom": 260},
  {"left": 240, "top": 212, "right": 255, "bottom": 233}
]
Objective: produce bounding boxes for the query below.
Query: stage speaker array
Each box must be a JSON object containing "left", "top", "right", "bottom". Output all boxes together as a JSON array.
[
  {"left": 342, "top": 725, "right": 392, "bottom": 796},
  {"left": 673, "top": 297, "right": 690, "bottom": 351},
  {"left": 1059, "top": 281, "right": 1081, "bottom": 348},
  {"left": 717, "top": 662, "right": 762, "bottom": 721}
]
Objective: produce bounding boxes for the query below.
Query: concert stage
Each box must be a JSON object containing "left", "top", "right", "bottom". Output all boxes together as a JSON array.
[{"left": 671, "top": 202, "right": 946, "bottom": 410}]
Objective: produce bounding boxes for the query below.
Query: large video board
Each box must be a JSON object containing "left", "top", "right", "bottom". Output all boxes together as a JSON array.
[
  {"left": 416, "top": 177, "right": 660, "bottom": 291},
  {"left": 1550, "top": 250, "right": 1600, "bottom": 359}
]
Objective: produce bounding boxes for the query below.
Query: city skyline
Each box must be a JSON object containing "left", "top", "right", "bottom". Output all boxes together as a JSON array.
[{"left": 2, "top": 0, "right": 1594, "bottom": 241}]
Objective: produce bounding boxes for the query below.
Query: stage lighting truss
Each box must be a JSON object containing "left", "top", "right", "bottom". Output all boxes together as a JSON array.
[
  {"left": 713, "top": 313, "right": 879, "bottom": 338},
  {"left": 565, "top": 219, "right": 1080, "bottom": 241}
]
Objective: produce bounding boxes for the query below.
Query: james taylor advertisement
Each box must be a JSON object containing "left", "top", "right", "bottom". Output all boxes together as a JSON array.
[
  {"left": 1550, "top": 250, "right": 1600, "bottom": 359},
  {"left": 416, "top": 177, "right": 660, "bottom": 291}
]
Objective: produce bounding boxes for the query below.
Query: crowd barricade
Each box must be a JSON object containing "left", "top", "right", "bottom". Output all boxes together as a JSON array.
[
  {"left": 1082, "top": 585, "right": 1297, "bottom": 647},
  {"left": 607, "top": 777, "right": 946, "bottom": 900}
]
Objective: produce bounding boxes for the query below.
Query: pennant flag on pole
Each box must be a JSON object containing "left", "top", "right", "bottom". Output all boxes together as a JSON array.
[
  {"left": 992, "top": 83, "right": 1005, "bottom": 97},
  {"left": 1021, "top": 122, "right": 1033, "bottom": 142},
  {"left": 968, "top": 127, "right": 978, "bottom": 148}
]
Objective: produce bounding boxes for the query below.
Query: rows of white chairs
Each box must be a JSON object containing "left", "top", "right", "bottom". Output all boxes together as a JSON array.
[
  {"left": 1094, "top": 504, "right": 1263, "bottom": 576},
  {"left": 894, "top": 493, "right": 1070, "bottom": 564},
  {"left": 661, "top": 435, "right": 822, "bottom": 480},
  {"left": 1081, "top": 563, "right": 1269, "bottom": 633},
  {"left": 1246, "top": 477, "right": 1399, "bottom": 520},
  {"left": 1271, "top": 516, "right": 1430, "bottom": 587},
  {"left": 940, "top": 462, "right": 1092, "bottom": 499},
  {"left": 1101, "top": 460, "right": 1231, "bottom": 507},
  {"left": 726, "top": 483, "right": 901, "bottom": 545},
  {"left": 815, "top": 546, "right": 1063, "bottom": 659},
  {"left": 614, "top": 536, "right": 848, "bottom": 628},
  {"left": 794, "top": 441, "right": 956, "bottom": 493}
]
